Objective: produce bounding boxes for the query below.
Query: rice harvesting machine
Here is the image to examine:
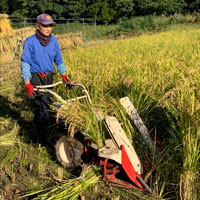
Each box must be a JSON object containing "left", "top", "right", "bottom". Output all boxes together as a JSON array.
[{"left": 33, "top": 81, "right": 161, "bottom": 192}]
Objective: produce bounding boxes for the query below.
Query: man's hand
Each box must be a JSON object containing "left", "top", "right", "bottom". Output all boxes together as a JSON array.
[
  {"left": 62, "top": 74, "right": 71, "bottom": 88},
  {"left": 25, "top": 82, "right": 35, "bottom": 98}
]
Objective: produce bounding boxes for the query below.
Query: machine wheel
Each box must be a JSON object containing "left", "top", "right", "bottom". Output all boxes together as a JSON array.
[{"left": 55, "top": 136, "right": 84, "bottom": 168}]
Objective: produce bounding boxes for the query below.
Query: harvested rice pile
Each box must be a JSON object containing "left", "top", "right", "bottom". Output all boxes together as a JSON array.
[
  {"left": 0, "top": 14, "right": 35, "bottom": 62},
  {"left": 56, "top": 33, "right": 83, "bottom": 50},
  {"left": 0, "top": 14, "right": 14, "bottom": 38}
]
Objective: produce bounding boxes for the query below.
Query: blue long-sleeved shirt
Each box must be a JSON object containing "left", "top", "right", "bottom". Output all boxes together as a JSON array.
[{"left": 21, "top": 34, "right": 66, "bottom": 82}]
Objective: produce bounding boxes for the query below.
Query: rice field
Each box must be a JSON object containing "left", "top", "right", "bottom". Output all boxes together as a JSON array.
[
  {"left": 58, "top": 25, "right": 200, "bottom": 199},
  {"left": 0, "top": 24, "right": 200, "bottom": 199}
]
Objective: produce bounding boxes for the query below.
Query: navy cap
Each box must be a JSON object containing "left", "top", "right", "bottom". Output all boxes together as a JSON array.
[{"left": 37, "top": 14, "right": 55, "bottom": 25}]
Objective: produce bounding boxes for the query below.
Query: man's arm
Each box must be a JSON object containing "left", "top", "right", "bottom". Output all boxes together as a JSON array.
[
  {"left": 21, "top": 39, "right": 35, "bottom": 98},
  {"left": 21, "top": 61, "right": 32, "bottom": 83}
]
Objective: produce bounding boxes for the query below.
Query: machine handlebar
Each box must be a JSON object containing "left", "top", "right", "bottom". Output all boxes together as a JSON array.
[{"left": 33, "top": 81, "right": 93, "bottom": 106}]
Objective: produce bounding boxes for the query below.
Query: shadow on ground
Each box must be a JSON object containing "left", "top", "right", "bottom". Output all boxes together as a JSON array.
[{"left": 0, "top": 82, "right": 59, "bottom": 156}]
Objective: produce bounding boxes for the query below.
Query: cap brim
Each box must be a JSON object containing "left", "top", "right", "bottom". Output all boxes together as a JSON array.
[{"left": 38, "top": 21, "right": 56, "bottom": 25}]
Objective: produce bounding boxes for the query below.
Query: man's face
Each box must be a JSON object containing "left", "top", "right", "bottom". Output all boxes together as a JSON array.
[{"left": 36, "top": 23, "right": 53, "bottom": 37}]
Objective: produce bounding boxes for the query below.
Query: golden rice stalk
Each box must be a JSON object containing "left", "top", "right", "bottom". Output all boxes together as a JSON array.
[
  {"left": 22, "top": 165, "right": 100, "bottom": 200},
  {"left": 0, "top": 14, "right": 14, "bottom": 38},
  {"left": 56, "top": 101, "right": 105, "bottom": 147},
  {"left": 56, "top": 33, "right": 83, "bottom": 50},
  {"left": 0, "top": 14, "right": 8, "bottom": 19},
  {"left": 15, "top": 27, "right": 35, "bottom": 39},
  {"left": 180, "top": 170, "right": 197, "bottom": 200},
  {"left": 0, "top": 26, "right": 35, "bottom": 62},
  {"left": 0, "top": 123, "right": 20, "bottom": 146},
  {"left": 0, "top": 118, "right": 9, "bottom": 132}
]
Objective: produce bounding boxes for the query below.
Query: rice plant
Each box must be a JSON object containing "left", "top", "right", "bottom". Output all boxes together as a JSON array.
[
  {"left": 55, "top": 25, "right": 200, "bottom": 199},
  {"left": 1, "top": 23, "right": 200, "bottom": 199},
  {"left": 22, "top": 165, "right": 100, "bottom": 200},
  {"left": 0, "top": 122, "right": 20, "bottom": 146},
  {"left": 0, "top": 14, "right": 14, "bottom": 37}
]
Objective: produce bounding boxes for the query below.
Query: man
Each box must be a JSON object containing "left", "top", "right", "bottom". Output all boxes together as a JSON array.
[{"left": 21, "top": 14, "right": 70, "bottom": 142}]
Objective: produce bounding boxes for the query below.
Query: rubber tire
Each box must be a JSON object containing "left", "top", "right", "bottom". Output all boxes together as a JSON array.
[{"left": 55, "top": 136, "right": 83, "bottom": 168}]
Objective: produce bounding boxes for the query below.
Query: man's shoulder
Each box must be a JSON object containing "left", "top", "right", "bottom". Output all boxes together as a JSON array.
[
  {"left": 51, "top": 35, "right": 58, "bottom": 42},
  {"left": 25, "top": 34, "right": 36, "bottom": 43}
]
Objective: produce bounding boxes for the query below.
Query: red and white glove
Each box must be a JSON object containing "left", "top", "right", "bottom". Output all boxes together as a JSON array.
[{"left": 25, "top": 83, "right": 35, "bottom": 98}]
